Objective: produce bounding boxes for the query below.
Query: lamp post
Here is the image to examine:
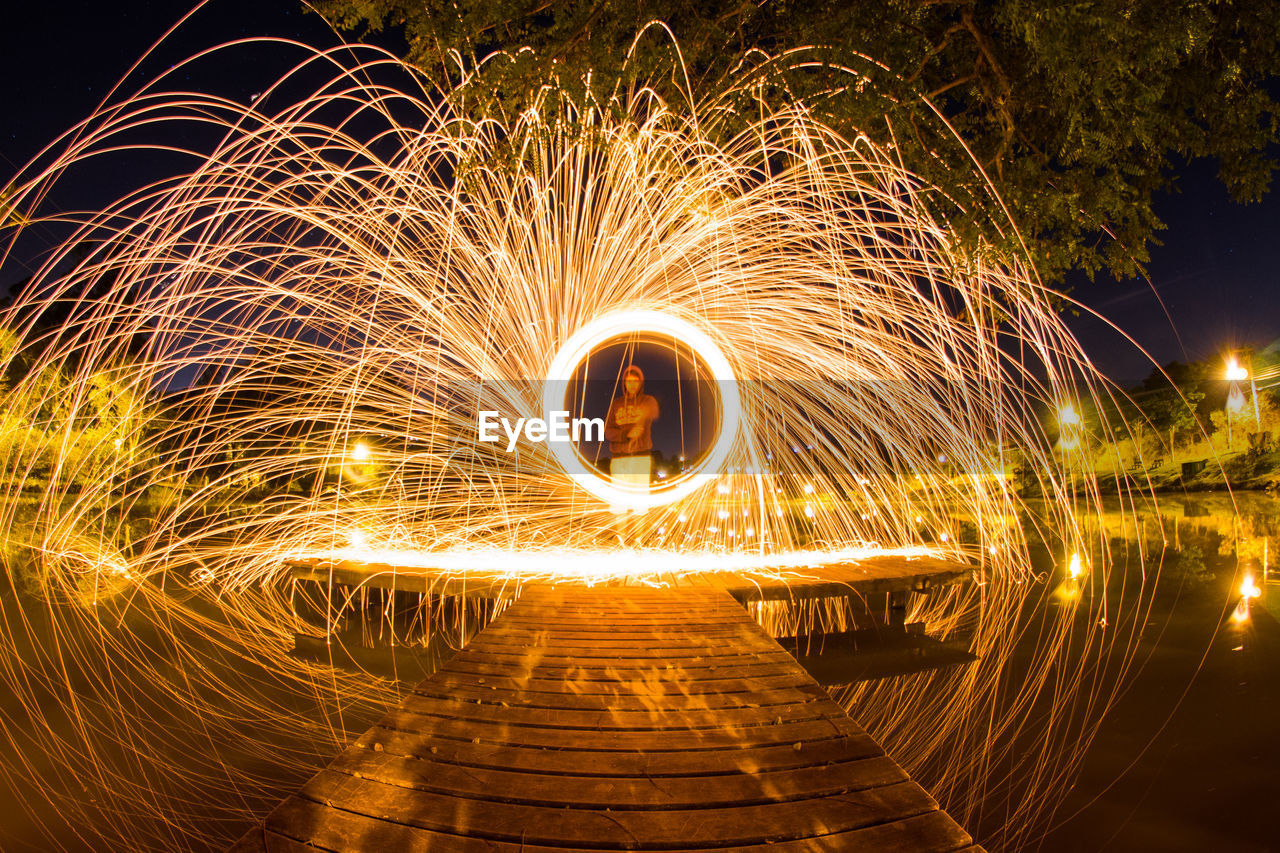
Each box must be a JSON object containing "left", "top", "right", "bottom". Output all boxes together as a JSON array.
[
  {"left": 1225, "top": 357, "right": 1257, "bottom": 451},
  {"left": 1056, "top": 403, "right": 1083, "bottom": 498}
]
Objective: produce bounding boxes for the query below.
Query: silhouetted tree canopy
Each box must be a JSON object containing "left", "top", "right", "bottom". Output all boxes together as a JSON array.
[
  {"left": 311, "top": 0, "right": 1279, "bottom": 284},
  {"left": 1136, "top": 360, "right": 1208, "bottom": 436}
]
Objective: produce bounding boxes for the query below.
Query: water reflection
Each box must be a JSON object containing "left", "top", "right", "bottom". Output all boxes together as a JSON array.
[
  {"left": 5, "top": 488, "right": 1278, "bottom": 851},
  {"left": 1034, "top": 491, "right": 1279, "bottom": 852}
]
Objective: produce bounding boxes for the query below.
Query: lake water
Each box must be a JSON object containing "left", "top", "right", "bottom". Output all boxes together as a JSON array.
[
  {"left": 1033, "top": 492, "right": 1280, "bottom": 853},
  {"left": 1, "top": 491, "right": 1277, "bottom": 851}
]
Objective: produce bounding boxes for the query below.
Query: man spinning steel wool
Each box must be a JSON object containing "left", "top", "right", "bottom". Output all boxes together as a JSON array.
[{"left": 605, "top": 364, "right": 659, "bottom": 491}]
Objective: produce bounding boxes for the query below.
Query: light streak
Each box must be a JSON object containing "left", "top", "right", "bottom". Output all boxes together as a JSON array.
[
  {"left": 542, "top": 309, "right": 741, "bottom": 508},
  {"left": 300, "top": 544, "right": 940, "bottom": 583}
]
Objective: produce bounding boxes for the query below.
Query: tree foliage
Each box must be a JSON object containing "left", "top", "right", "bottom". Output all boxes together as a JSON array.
[
  {"left": 1, "top": 330, "right": 151, "bottom": 491},
  {"left": 310, "top": 0, "right": 1279, "bottom": 283},
  {"left": 1136, "top": 360, "right": 1208, "bottom": 437}
]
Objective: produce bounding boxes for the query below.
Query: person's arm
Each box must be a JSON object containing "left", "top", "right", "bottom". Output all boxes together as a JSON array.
[
  {"left": 604, "top": 399, "right": 624, "bottom": 444},
  {"left": 625, "top": 396, "right": 658, "bottom": 442}
]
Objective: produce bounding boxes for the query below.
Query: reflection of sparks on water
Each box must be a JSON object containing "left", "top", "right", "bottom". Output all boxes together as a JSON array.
[
  {"left": 0, "top": 35, "right": 1150, "bottom": 853},
  {"left": 297, "top": 544, "right": 941, "bottom": 583}
]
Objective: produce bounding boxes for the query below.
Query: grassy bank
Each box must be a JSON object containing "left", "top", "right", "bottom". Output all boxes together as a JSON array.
[{"left": 1094, "top": 447, "right": 1280, "bottom": 493}]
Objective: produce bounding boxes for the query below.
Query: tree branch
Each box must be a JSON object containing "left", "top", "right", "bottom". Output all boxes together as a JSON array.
[
  {"left": 959, "top": 7, "right": 1014, "bottom": 181},
  {"left": 907, "top": 23, "right": 966, "bottom": 84},
  {"left": 928, "top": 73, "right": 977, "bottom": 99},
  {"left": 550, "top": 1, "right": 610, "bottom": 65}
]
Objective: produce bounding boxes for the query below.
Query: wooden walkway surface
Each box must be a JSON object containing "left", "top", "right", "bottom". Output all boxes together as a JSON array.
[{"left": 233, "top": 585, "right": 984, "bottom": 852}]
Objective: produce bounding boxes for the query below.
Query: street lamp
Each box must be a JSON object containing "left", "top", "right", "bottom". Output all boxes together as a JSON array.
[
  {"left": 1057, "top": 403, "right": 1081, "bottom": 452},
  {"left": 339, "top": 440, "right": 371, "bottom": 507},
  {"left": 1224, "top": 356, "right": 1261, "bottom": 451}
]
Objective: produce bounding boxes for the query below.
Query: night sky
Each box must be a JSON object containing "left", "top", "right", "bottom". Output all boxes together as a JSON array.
[
  {"left": 5, "top": 1, "right": 1279, "bottom": 387},
  {"left": 1066, "top": 157, "right": 1280, "bottom": 384}
]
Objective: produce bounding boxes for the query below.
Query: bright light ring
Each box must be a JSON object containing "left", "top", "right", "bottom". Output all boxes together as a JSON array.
[{"left": 543, "top": 309, "right": 741, "bottom": 509}]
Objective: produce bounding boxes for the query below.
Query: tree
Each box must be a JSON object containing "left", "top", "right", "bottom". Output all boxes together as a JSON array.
[
  {"left": 0, "top": 328, "right": 152, "bottom": 493},
  {"left": 310, "top": 0, "right": 1279, "bottom": 284},
  {"left": 1128, "top": 360, "right": 1206, "bottom": 459},
  {"left": 1142, "top": 361, "right": 1207, "bottom": 421}
]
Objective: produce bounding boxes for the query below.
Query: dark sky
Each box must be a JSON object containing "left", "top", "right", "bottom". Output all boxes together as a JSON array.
[
  {"left": 4, "top": 1, "right": 1279, "bottom": 388},
  {"left": 2, "top": 3, "right": 348, "bottom": 170},
  {"left": 1065, "top": 157, "right": 1280, "bottom": 384}
]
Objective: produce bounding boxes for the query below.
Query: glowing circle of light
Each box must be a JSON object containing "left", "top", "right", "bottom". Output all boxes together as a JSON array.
[{"left": 543, "top": 309, "right": 741, "bottom": 509}]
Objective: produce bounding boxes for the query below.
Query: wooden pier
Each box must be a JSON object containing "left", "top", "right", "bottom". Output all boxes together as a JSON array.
[
  {"left": 286, "top": 553, "right": 972, "bottom": 602},
  {"left": 233, "top": 582, "right": 984, "bottom": 852}
]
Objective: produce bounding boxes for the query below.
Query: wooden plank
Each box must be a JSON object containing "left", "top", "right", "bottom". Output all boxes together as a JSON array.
[
  {"left": 363, "top": 709, "right": 863, "bottom": 751},
  {"left": 391, "top": 692, "right": 839, "bottom": 729},
  {"left": 422, "top": 671, "right": 807, "bottom": 695},
  {"left": 242, "top": 582, "right": 984, "bottom": 852},
  {"left": 290, "top": 772, "right": 939, "bottom": 847},
  {"left": 454, "top": 643, "right": 793, "bottom": 664},
  {"left": 352, "top": 727, "right": 888, "bottom": 777},
  {"left": 443, "top": 652, "right": 796, "bottom": 673},
  {"left": 322, "top": 748, "right": 909, "bottom": 807},
  {"left": 465, "top": 635, "right": 773, "bottom": 653},
  {"left": 471, "top": 624, "right": 762, "bottom": 641},
  {"left": 488, "top": 615, "right": 756, "bottom": 629},
  {"left": 260, "top": 799, "right": 975, "bottom": 853},
  {"left": 438, "top": 656, "right": 801, "bottom": 681},
  {"left": 409, "top": 681, "right": 829, "bottom": 711}
]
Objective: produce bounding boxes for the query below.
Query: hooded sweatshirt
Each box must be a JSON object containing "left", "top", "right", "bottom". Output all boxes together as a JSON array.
[{"left": 604, "top": 365, "right": 660, "bottom": 456}]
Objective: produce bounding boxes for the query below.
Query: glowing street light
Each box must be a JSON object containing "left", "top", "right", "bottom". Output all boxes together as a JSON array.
[
  {"left": 1057, "top": 403, "right": 1081, "bottom": 452},
  {"left": 1223, "top": 355, "right": 1260, "bottom": 450}
]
